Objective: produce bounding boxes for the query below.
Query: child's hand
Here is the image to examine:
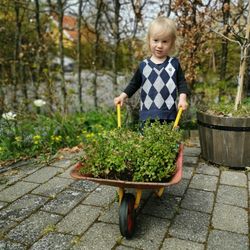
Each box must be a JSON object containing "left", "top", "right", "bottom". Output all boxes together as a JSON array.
[
  {"left": 114, "top": 92, "right": 128, "bottom": 107},
  {"left": 178, "top": 93, "right": 188, "bottom": 110}
]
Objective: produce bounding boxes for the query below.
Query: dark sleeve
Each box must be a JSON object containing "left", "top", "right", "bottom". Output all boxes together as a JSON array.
[
  {"left": 123, "top": 67, "right": 142, "bottom": 98},
  {"left": 177, "top": 62, "right": 191, "bottom": 96}
]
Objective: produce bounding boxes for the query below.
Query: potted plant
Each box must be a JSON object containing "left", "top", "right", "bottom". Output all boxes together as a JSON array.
[{"left": 196, "top": 2, "right": 250, "bottom": 168}]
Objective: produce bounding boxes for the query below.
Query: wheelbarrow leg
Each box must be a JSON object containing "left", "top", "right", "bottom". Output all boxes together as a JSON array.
[
  {"left": 118, "top": 187, "right": 124, "bottom": 205},
  {"left": 134, "top": 189, "right": 142, "bottom": 209},
  {"left": 155, "top": 187, "right": 165, "bottom": 198}
]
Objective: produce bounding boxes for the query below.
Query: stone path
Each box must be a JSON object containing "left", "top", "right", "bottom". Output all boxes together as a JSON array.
[{"left": 0, "top": 132, "right": 249, "bottom": 249}]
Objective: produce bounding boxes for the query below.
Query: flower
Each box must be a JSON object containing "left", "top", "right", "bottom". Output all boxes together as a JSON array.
[
  {"left": 33, "top": 135, "right": 41, "bottom": 145},
  {"left": 15, "top": 136, "right": 22, "bottom": 143},
  {"left": 51, "top": 135, "right": 62, "bottom": 143},
  {"left": 2, "top": 111, "right": 16, "bottom": 120},
  {"left": 34, "top": 99, "right": 46, "bottom": 107}
]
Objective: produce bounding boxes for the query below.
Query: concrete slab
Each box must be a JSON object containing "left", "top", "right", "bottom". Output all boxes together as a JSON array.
[
  {"left": 207, "top": 230, "right": 249, "bottom": 250},
  {"left": 169, "top": 209, "right": 210, "bottom": 243},
  {"left": 220, "top": 171, "right": 247, "bottom": 187},
  {"left": 181, "top": 188, "right": 214, "bottom": 214},
  {"left": 56, "top": 204, "right": 101, "bottom": 235},
  {"left": 6, "top": 211, "right": 62, "bottom": 246},
  {"left": 189, "top": 174, "right": 218, "bottom": 192},
  {"left": 212, "top": 203, "right": 248, "bottom": 234},
  {"left": 72, "top": 222, "right": 121, "bottom": 250},
  {"left": 161, "top": 237, "right": 204, "bottom": 250},
  {"left": 216, "top": 184, "right": 248, "bottom": 208},
  {"left": 0, "top": 181, "right": 39, "bottom": 202}
]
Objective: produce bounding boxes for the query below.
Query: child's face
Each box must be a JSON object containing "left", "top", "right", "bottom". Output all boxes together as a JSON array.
[{"left": 149, "top": 29, "right": 174, "bottom": 60}]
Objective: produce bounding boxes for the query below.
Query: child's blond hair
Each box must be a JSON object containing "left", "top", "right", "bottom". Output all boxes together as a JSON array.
[{"left": 146, "top": 16, "right": 178, "bottom": 56}]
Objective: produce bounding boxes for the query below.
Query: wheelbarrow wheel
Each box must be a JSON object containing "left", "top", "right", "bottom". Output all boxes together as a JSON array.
[{"left": 119, "top": 193, "right": 136, "bottom": 238}]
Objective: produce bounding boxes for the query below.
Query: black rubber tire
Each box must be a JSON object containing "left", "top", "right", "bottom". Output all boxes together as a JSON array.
[{"left": 119, "top": 193, "right": 136, "bottom": 238}]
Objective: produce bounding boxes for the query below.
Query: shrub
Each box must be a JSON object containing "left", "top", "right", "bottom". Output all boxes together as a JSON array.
[{"left": 80, "top": 121, "right": 183, "bottom": 182}]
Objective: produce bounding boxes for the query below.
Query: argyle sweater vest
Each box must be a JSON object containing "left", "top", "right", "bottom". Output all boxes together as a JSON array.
[{"left": 139, "top": 57, "right": 178, "bottom": 121}]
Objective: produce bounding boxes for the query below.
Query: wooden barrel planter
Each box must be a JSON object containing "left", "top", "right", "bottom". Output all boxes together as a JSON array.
[{"left": 196, "top": 111, "right": 250, "bottom": 168}]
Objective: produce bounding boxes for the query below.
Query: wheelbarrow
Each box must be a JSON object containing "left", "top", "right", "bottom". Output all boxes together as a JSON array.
[{"left": 70, "top": 105, "right": 184, "bottom": 238}]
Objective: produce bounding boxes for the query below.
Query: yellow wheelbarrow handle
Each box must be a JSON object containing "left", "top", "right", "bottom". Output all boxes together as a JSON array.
[
  {"left": 173, "top": 107, "right": 183, "bottom": 129},
  {"left": 117, "top": 104, "right": 121, "bottom": 128}
]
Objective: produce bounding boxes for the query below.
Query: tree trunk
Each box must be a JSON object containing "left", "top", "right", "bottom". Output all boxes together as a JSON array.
[
  {"left": 112, "top": 0, "right": 121, "bottom": 95},
  {"left": 77, "top": 0, "right": 83, "bottom": 112},
  {"left": 13, "top": 1, "right": 22, "bottom": 110},
  {"left": 219, "top": 0, "right": 230, "bottom": 82},
  {"left": 234, "top": 0, "right": 250, "bottom": 110},
  {"left": 34, "top": 0, "right": 42, "bottom": 113},
  {"left": 92, "top": 0, "right": 104, "bottom": 108},
  {"left": 57, "top": 0, "right": 67, "bottom": 113},
  {"left": 0, "top": 65, "right": 5, "bottom": 115}
]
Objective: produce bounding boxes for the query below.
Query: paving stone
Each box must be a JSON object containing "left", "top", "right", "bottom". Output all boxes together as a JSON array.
[
  {"left": 207, "top": 230, "right": 249, "bottom": 250},
  {"left": 58, "top": 164, "right": 76, "bottom": 178},
  {"left": 42, "top": 189, "right": 87, "bottom": 215},
  {"left": 0, "top": 219, "right": 18, "bottom": 234},
  {"left": 182, "top": 166, "right": 194, "bottom": 180},
  {"left": 141, "top": 193, "right": 181, "bottom": 219},
  {"left": 56, "top": 204, "right": 101, "bottom": 235},
  {"left": 161, "top": 237, "right": 204, "bottom": 250},
  {"left": 212, "top": 203, "right": 248, "bottom": 234},
  {"left": 165, "top": 179, "right": 189, "bottom": 196},
  {"left": 30, "top": 232, "right": 75, "bottom": 250},
  {"left": 1, "top": 163, "right": 42, "bottom": 188},
  {"left": 82, "top": 185, "right": 116, "bottom": 207},
  {"left": 72, "top": 222, "right": 121, "bottom": 250},
  {"left": 32, "top": 177, "right": 74, "bottom": 197},
  {"left": 0, "top": 181, "right": 39, "bottom": 202},
  {"left": 115, "top": 245, "right": 138, "bottom": 250},
  {"left": 69, "top": 180, "right": 98, "bottom": 192},
  {"left": 189, "top": 174, "right": 218, "bottom": 192},
  {"left": 183, "top": 147, "right": 201, "bottom": 157},
  {"left": 51, "top": 159, "right": 73, "bottom": 169},
  {"left": 169, "top": 209, "right": 210, "bottom": 243},
  {"left": 0, "top": 201, "right": 7, "bottom": 209},
  {"left": 181, "top": 188, "right": 214, "bottom": 213},
  {"left": 24, "top": 166, "right": 62, "bottom": 183},
  {"left": 220, "top": 171, "right": 247, "bottom": 187},
  {"left": 183, "top": 156, "right": 198, "bottom": 165},
  {"left": 0, "top": 240, "right": 26, "bottom": 250},
  {"left": 7, "top": 211, "right": 62, "bottom": 246},
  {"left": 216, "top": 184, "right": 248, "bottom": 208},
  {"left": 196, "top": 162, "right": 220, "bottom": 176},
  {"left": 98, "top": 201, "right": 119, "bottom": 224},
  {"left": 0, "top": 194, "right": 49, "bottom": 221},
  {"left": 122, "top": 214, "right": 170, "bottom": 250}
]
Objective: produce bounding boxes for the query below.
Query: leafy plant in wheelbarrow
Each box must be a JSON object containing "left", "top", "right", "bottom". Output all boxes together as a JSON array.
[{"left": 79, "top": 121, "right": 183, "bottom": 182}]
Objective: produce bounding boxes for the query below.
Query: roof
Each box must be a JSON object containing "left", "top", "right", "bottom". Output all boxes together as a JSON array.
[{"left": 50, "top": 14, "right": 95, "bottom": 43}]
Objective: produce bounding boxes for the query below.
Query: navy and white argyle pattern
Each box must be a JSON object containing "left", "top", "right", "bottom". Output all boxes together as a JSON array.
[{"left": 139, "top": 57, "right": 178, "bottom": 121}]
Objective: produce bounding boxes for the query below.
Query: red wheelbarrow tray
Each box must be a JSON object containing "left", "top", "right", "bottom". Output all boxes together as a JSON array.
[{"left": 70, "top": 144, "right": 184, "bottom": 190}]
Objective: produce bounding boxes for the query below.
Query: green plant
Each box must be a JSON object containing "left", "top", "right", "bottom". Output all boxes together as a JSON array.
[
  {"left": 197, "top": 97, "right": 250, "bottom": 117},
  {"left": 0, "top": 109, "right": 117, "bottom": 162},
  {"left": 80, "top": 121, "right": 183, "bottom": 182}
]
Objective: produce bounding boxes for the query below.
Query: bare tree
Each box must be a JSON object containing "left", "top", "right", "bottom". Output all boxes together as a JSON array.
[
  {"left": 220, "top": 0, "right": 230, "bottom": 81},
  {"left": 57, "top": 0, "right": 67, "bottom": 113},
  {"left": 77, "top": 0, "right": 83, "bottom": 112},
  {"left": 13, "top": 1, "right": 21, "bottom": 109},
  {"left": 92, "top": 0, "right": 104, "bottom": 108}
]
